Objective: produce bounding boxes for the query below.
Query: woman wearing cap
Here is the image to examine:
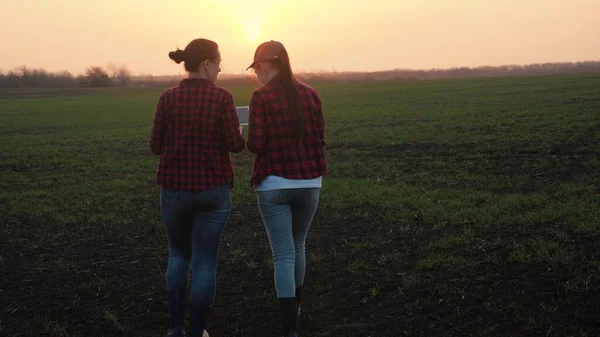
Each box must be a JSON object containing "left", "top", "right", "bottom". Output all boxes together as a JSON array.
[
  {"left": 246, "top": 40, "right": 328, "bottom": 337},
  {"left": 149, "top": 38, "right": 245, "bottom": 337}
]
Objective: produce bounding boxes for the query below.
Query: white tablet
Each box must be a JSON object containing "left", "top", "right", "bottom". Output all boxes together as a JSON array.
[{"left": 236, "top": 106, "right": 249, "bottom": 126}]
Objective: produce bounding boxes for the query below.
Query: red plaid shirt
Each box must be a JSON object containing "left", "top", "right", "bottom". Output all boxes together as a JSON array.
[
  {"left": 149, "top": 78, "right": 245, "bottom": 191},
  {"left": 247, "top": 78, "right": 328, "bottom": 187}
]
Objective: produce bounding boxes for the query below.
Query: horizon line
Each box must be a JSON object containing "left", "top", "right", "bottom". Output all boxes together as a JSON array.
[
  {"left": 155, "top": 59, "right": 600, "bottom": 78},
  {"left": 2, "top": 59, "right": 600, "bottom": 78}
]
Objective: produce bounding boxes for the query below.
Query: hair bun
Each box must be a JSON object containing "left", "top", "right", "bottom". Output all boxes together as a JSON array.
[{"left": 169, "top": 49, "right": 186, "bottom": 64}]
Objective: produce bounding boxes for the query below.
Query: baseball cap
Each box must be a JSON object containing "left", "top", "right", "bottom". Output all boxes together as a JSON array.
[{"left": 246, "top": 40, "right": 286, "bottom": 70}]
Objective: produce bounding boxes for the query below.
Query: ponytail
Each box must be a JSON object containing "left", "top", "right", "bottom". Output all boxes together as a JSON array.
[{"left": 274, "top": 50, "right": 304, "bottom": 148}]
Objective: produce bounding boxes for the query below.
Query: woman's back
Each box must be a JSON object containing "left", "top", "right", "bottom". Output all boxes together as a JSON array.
[
  {"left": 150, "top": 37, "right": 245, "bottom": 337},
  {"left": 247, "top": 78, "right": 327, "bottom": 187},
  {"left": 150, "top": 78, "right": 245, "bottom": 191},
  {"left": 245, "top": 39, "right": 327, "bottom": 337}
]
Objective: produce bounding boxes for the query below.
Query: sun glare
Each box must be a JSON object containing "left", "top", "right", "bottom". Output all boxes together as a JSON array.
[
  {"left": 244, "top": 20, "right": 261, "bottom": 42},
  {"left": 216, "top": 0, "right": 291, "bottom": 43}
]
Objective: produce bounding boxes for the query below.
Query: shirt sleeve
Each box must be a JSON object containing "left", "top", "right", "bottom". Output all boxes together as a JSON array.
[
  {"left": 220, "top": 91, "right": 245, "bottom": 153},
  {"left": 149, "top": 93, "right": 168, "bottom": 155},
  {"left": 247, "top": 90, "right": 266, "bottom": 154},
  {"left": 314, "top": 90, "right": 326, "bottom": 146}
]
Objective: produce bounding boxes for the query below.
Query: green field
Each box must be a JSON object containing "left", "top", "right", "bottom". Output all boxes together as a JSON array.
[{"left": 1, "top": 75, "right": 599, "bottom": 337}]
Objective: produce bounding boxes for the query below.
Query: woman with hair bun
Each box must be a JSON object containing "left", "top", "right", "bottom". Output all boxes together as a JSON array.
[{"left": 149, "top": 38, "right": 245, "bottom": 337}]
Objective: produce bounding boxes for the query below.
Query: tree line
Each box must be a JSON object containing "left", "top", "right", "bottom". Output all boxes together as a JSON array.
[
  {"left": 297, "top": 61, "right": 600, "bottom": 82},
  {"left": 1, "top": 61, "right": 599, "bottom": 88},
  {"left": 0, "top": 64, "right": 132, "bottom": 88}
]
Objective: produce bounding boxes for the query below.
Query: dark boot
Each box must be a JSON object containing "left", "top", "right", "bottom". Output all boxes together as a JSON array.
[
  {"left": 188, "top": 305, "right": 210, "bottom": 337},
  {"left": 167, "top": 290, "right": 186, "bottom": 337},
  {"left": 295, "top": 286, "right": 304, "bottom": 329},
  {"left": 279, "top": 297, "right": 299, "bottom": 337}
]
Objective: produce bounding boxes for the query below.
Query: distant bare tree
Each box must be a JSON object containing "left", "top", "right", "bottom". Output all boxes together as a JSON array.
[
  {"left": 81, "top": 66, "right": 112, "bottom": 87},
  {"left": 52, "top": 70, "right": 76, "bottom": 87},
  {"left": 115, "top": 67, "right": 132, "bottom": 87},
  {"left": 106, "top": 63, "right": 118, "bottom": 78},
  {"left": 106, "top": 63, "right": 132, "bottom": 87},
  {"left": 5, "top": 69, "right": 21, "bottom": 87},
  {"left": 18, "top": 66, "right": 38, "bottom": 87}
]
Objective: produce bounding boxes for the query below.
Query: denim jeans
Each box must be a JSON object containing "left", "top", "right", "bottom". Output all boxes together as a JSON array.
[
  {"left": 160, "top": 184, "right": 231, "bottom": 308},
  {"left": 256, "top": 188, "right": 321, "bottom": 298}
]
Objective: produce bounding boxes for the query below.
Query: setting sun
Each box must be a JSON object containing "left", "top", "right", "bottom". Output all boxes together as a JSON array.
[
  {"left": 215, "top": 0, "right": 281, "bottom": 43},
  {"left": 244, "top": 20, "right": 261, "bottom": 42}
]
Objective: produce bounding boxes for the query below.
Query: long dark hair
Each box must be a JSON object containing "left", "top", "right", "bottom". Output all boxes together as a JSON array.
[
  {"left": 269, "top": 49, "right": 305, "bottom": 148},
  {"left": 169, "top": 38, "right": 219, "bottom": 72}
]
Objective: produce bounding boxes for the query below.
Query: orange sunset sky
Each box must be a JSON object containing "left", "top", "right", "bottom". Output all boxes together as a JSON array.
[{"left": 1, "top": 0, "right": 598, "bottom": 75}]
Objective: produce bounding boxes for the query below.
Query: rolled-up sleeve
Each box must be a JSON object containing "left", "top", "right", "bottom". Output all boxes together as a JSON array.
[
  {"left": 314, "top": 91, "right": 326, "bottom": 146},
  {"left": 149, "top": 93, "right": 168, "bottom": 155},
  {"left": 247, "top": 91, "right": 266, "bottom": 153}
]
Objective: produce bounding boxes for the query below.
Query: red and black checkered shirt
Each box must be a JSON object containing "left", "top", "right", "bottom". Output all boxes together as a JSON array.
[
  {"left": 149, "top": 78, "right": 245, "bottom": 191},
  {"left": 247, "top": 78, "right": 328, "bottom": 187}
]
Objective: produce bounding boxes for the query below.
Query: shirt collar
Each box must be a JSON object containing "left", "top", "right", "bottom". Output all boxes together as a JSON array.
[{"left": 179, "top": 77, "right": 214, "bottom": 86}]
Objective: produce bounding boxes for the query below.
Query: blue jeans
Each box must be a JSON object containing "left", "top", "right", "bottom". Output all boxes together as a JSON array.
[
  {"left": 160, "top": 184, "right": 231, "bottom": 308},
  {"left": 256, "top": 188, "right": 321, "bottom": 298}
]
